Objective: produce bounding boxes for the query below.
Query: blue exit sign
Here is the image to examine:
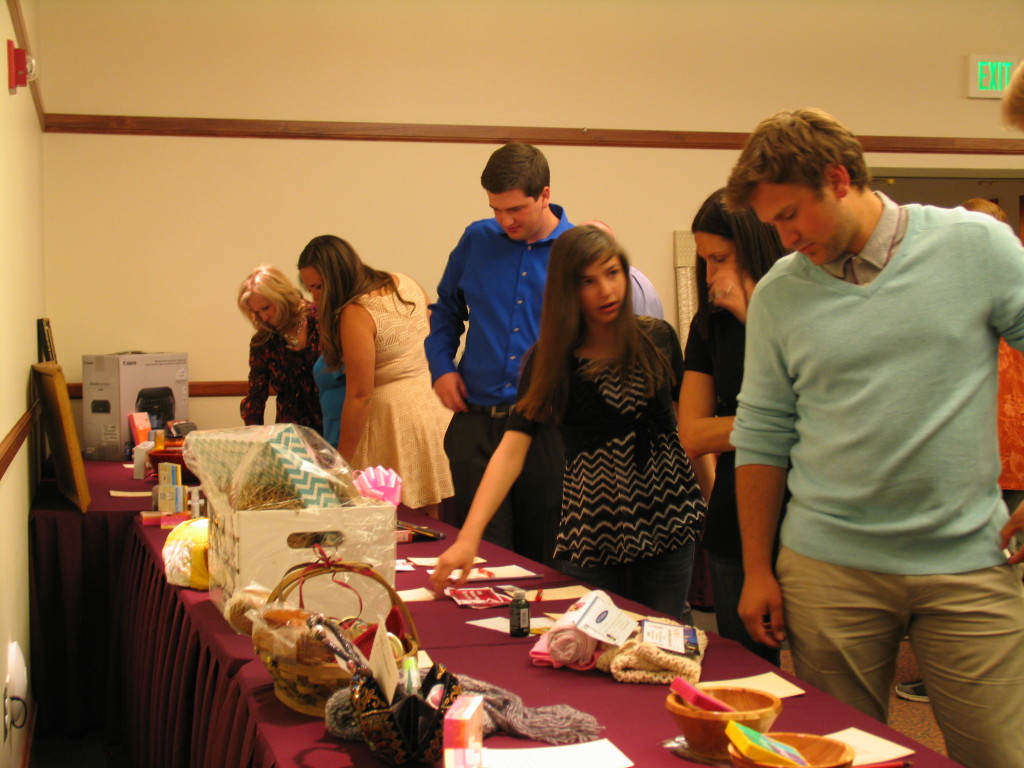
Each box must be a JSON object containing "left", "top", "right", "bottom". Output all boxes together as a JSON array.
[{"left": 969, "top": 55, "right": 1019, "bottom": 99}]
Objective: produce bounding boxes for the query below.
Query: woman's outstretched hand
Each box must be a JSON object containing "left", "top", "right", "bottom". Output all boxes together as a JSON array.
[{"left": 428, "top": 537, "right": 479, "bottom": 594}]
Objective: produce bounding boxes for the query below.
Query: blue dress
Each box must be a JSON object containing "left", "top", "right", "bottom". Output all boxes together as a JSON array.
[{"left": 313, "top": 355, "right": 346, "bottom": 448}]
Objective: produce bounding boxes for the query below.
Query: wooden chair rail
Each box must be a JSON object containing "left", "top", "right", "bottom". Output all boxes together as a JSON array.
[
  {"left": 43, "top": 113, "right": 1024, "bottom": 155},
  {"left": 0, "top": 408, "right": 35, "bottom": 483}
]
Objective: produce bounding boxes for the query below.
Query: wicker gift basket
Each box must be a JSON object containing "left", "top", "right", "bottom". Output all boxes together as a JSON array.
[{"left": 252, "top": 560, "right": 419, "bottom": 717}]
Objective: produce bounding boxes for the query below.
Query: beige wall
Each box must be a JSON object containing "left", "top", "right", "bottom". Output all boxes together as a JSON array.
[
  {"left": 1, "top": 0, "right": 43, "bottom": 765},
  {"left": 34, "top": 0, "right": 1024, "bottom": 136},
  {"left": 31, "top": 0, "right": 1024, "bottom": 428}
]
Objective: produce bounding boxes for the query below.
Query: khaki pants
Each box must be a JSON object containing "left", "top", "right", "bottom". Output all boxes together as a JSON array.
[{"left": 777, "top": 547, "right": 1024, "bottom": 768}]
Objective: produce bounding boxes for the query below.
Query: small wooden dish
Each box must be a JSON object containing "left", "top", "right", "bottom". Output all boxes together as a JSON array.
[
  {"left": 728, "top": 732, "right": 855, "bottom": 768},
  {"left": 665, "top": 686, "right": 783, "bottom": 761}
]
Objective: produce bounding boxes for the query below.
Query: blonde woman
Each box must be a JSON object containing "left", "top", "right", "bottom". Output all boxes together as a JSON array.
[{"left": 237, "top": 265, "right": 321, "bottom": 431}]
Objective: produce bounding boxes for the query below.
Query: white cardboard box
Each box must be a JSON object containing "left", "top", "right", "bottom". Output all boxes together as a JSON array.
[
  {"left": 82, "top": 352, "right": 189, "bottom": 460},
  {"left": 209, "top": 502, "right": 398, "bottom": 625}
]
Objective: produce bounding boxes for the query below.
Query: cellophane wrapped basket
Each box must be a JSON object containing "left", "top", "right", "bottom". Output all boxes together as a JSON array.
[
  {"left": 251, "top": 561, "right": 419, "bottom": 717},
  {"left": 183, "top": 424, "right": 397, "bottom": 620}
]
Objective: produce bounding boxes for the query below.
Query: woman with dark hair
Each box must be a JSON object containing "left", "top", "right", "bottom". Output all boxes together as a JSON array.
[
  {"left": 679, "top": 188, "right": 786, "bottom": 663},
  {"left": 430, "top": 225, "right": 706, "bottom": 620},
  {"left": 237, "top": 265, "right": 322, "bottom": 432},
  {"left": 298, "top": 235, "right": 452, "bottom": 517}
]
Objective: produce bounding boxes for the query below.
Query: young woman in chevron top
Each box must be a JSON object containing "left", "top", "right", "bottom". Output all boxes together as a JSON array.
[{"left": 430, "top": 225, "right": 706, "bottom": 621}]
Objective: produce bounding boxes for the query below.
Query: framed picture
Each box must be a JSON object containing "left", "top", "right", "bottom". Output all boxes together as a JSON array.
[{"left": 31, "top": 362, "right": 90, "bottom": 513}]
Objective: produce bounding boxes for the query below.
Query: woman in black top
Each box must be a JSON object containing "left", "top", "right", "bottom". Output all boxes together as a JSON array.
[
  {"left": 679, "top": 189, "right": 785, "bottom": 662},
  {"left": 431, "top": 225, "right": 706, "bottom": 621}
]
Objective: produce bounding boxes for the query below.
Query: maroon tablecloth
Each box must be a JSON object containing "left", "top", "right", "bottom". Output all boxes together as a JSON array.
[
  {"left": 33, "top": 461, "right": 962, "bottom": 767},
  {"left": 28, "top": 460, "right": 161, "bottom": 736}
]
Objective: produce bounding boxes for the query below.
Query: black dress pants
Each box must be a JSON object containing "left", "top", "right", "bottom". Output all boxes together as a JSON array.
[{"left": 443, "top": 410, "right": 564, "bottom": 566}]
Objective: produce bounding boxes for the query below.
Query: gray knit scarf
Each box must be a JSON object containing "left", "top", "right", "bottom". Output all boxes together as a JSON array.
[{"left": 325, "top": 673, "right": 602, "bottom": 745}]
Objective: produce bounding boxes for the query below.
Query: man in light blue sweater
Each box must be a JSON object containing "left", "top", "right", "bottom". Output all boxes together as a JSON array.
[{"left": 724, "top": 107, "right": 1024, "bottom": 768}]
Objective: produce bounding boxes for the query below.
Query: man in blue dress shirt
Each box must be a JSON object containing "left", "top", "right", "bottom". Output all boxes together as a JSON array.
[{"left": 426, "top": 143, "right": 573, "bottom": 564}]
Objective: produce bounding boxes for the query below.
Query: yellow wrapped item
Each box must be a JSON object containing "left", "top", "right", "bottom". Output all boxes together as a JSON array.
[{"left": 162, "top": 517, "right": 211, "bottom": 590}]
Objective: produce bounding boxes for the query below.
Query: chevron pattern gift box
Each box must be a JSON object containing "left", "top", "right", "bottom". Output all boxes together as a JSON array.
[
  {"left": 183, "top": 424, "right": 361, "bottom": 517},
  {"left": 235, "top": 424, "right": 345, "bottom": 507},
  {"left": 183, "top": 424, "right": 394, "bottom": 618}
]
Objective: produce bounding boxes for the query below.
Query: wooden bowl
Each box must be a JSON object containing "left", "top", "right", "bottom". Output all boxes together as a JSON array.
[
  {"left": 728, "top": 732, "right": 855, "bottom": 768},
  {"left": 665, "top": 686, "right": 783, "bottom": 761}
]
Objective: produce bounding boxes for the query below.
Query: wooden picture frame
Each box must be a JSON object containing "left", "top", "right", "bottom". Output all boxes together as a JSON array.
[{"left": 31, "top": 362, "right": 90, "bottom": 513}]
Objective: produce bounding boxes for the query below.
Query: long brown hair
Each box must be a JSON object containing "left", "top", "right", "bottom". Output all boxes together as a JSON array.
[
  {"left": 516, "top": 225, "right": 672, "bottom": 423},
  {"left": 296, "top": 234, "right": 411, "bottom": 368},
  {"left": 691, "top": 188, "right": 786, "bottom": 339}
]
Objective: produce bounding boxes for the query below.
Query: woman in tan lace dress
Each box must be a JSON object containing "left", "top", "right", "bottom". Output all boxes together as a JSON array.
[{"left": 298, "top": 235, "right": 453, "bottom": 517}]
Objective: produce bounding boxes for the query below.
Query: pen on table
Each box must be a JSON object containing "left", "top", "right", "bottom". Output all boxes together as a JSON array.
[
  {"left": 534, "top": 588, "right": 544, "bottom": 602},
  {"left": 860, "top": 760, "right": 912, "bottom": 768}
]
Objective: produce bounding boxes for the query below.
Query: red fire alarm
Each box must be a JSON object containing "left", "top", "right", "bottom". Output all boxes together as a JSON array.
[{"left": 8, "top": 39, "right": 30, "bottom": 94}]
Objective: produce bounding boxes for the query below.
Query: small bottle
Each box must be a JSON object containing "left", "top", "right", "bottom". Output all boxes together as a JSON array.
[
  {"left": 509, "top": 589, "right": 530, "bottom": 637},
  {"left": 189, "top": 487, "right": 202, "bottom": 519}
]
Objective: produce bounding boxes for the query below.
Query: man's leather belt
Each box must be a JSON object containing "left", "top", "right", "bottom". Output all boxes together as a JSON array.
[{"left": 466, "top": 403, "right": 513, "bottom": 418}]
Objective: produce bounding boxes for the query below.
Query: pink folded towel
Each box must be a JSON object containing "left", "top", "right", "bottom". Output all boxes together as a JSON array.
[{"left": 530, "top": 622, "right": 602, "bottom": 671}]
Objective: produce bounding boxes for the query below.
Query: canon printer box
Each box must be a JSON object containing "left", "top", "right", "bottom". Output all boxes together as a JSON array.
[{"left": 81, "top": 353, "right": 189, "bottom": 460}]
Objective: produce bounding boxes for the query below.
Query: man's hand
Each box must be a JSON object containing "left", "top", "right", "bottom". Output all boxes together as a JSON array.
[
  {"left": 738, "top": 571, "right": 786, "bottom": 648},
  {"left": 433, "top": 372, "right": 468, "bottom": 412},
  {"left": 428, "top": 538, "right": 479, "bottom": 593},
  {"left": 1001, "top": 499, "right": 1024, "bottom": 564}
]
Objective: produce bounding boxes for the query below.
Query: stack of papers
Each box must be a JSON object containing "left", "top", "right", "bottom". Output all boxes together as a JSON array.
[
  {"left": 483, "top": 738, "right": 633, "bottom": 767},
  {"left": 825, "top": 728, "right": 914, "bottom": 766},
  {"left": 407, "top": 556, "right": 485, "bottom": 567},
  {"left": 702, "top": 672, "right": 806, "bottom": 699},
  {"left": 428, "top": 564, "right": 540, "bottom": 581}
]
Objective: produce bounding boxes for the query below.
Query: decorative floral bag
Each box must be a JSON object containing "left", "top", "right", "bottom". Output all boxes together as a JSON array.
[{"left": 350, "top": 663, "right": 462, "bottom": 766}]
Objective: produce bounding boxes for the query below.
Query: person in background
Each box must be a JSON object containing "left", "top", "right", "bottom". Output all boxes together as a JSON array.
[
  {"left": 998, "top": 62, "right": 1024, "bottom": 516},
  {"left": 425, "top": 143, "right": 573, "bottom": 563},
  {"left": 678, "top": 189, "right": 786, "bottom": 664},
  {"left": 962, "top": 196, "right": 1009, "bottom": 224},
  {"left": 430, "top": 226, "right": 706, "bottom": 621},
  {"left": 725, "top": 107, "right": 1024, "bottom": 768},
  {"left": 237, "top": 265, "right": 322, "bottom": 432},
  {"left": 1002, "top": 60, "right": 1024, "bottom": 132},
  {"left": 628, "top": 267, "right": 664, "bottom": 319},
  {"left": 298, "top": 235, "right": 452, "bottom": 517},
  {"left": 579, "top": 220, "right": 665, "bottom": 319},
  {"left": 896, "top": 196, "right": 1024, "bottom": 704}
]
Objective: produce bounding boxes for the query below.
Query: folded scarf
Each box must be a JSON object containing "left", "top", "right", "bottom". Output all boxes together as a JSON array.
[{"left": 326, "top": 673, "right": 602, "bottom": 745}]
